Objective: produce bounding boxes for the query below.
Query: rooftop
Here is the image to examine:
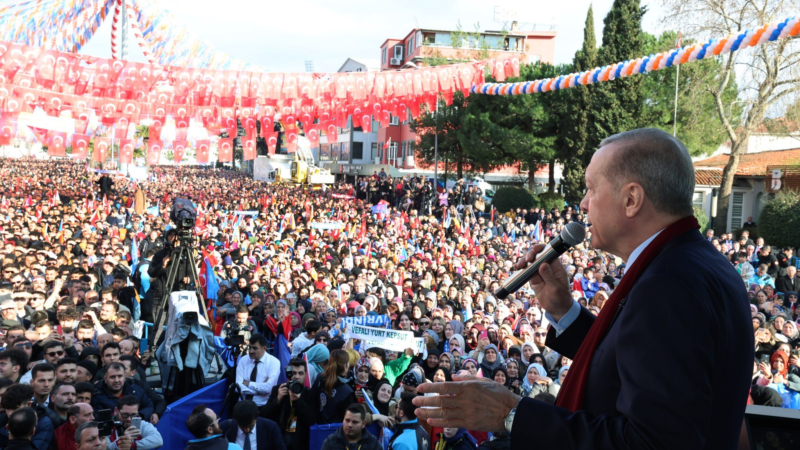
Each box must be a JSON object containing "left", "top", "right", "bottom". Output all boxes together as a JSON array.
[{"left": 694, "top": 148, "right": 800, "bottom": 178}]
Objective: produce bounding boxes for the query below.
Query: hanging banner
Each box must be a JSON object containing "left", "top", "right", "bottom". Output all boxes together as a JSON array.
[
  {"left": 345, "top": 324, "right": 423, "bottom": 354},
  {"left": 309, "top": 221, "right": 345, "bottom": 230}
]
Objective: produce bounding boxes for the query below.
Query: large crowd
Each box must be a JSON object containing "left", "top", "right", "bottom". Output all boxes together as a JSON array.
[{"left": 0, "top": 158, "right": 795, "bottom": 450}]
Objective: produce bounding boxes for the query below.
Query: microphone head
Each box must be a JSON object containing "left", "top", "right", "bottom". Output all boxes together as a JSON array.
[{"left": 561, "top": 222, "right": 586, "bottom": 247}]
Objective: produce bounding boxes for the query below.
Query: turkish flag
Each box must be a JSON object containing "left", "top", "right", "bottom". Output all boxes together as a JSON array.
[
  {"left": 147, "top": 140, "right": 163, "bottom": 165},
  {"left": 72, "top": 134, "right": 90, "bottom": 159},
  {"left": 173, "top": 141, "right": 187, "bottom": 164},
  {"left": 217, "top": 138, "right": 233, "bottom": 163},
  {"left": 265, "top": 132, "right": 278, "bottom": 155},
  {"left": 360, "top": 113, "right": 372, "bottom": 133},
  {"left": 221, "top": 115, "right": 237, "bottom": 136},
  {"left": 241, "top": 116, "right": 257, "bottom": 132},
  {"left": 260, "top": 115, "right": 274, "bottom": 137},
  {"left": 119, "top": 139, "right": 135, "bottom": 164},
  {"left": 149, "top": 122, "right": 162, "bottom": 141},
  {"left": 325, "top": 122, "right": 338, "bottom": 143},
  {"left": 0, "top": 116, "right": 17, "bottom": 146},
  {"left": 306, "top": 126, "right": 320, "bottom": 147},
  {"left": 93, "top": 137, "right": 110, "bottom": 163},
  {"left": 175, "top": 128, "right": 188, "bottom": 141},
  {"left": 285, "top": 128, "right": 298, "bottom": 153},
  {"left": 46, "top": 131, "right": 67, "bottom": 157},
  {"left": 196, "top": 140, "right": 211, "bottom": 163},
  {"left": 114, "top": 123, "right": 129, "bottom": 139},
  {"left": 242, "top": 134, "right": 257, "bottom": 161},
  {"left": 28, "top": 126, "right": 48, "bottom": 145}
]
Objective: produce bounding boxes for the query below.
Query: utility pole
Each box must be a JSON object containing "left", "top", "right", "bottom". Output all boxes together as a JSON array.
[{"left": 433, "top": 96, "right": 439, "bottom": 192}]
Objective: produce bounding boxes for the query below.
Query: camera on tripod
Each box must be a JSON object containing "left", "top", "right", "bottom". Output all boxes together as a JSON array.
[
  {"left": 285, "top": 366, "right": 304, "bottom": 394},
  {"left": 170, "top": 198, "right": 197, "bottom": 243},
  {"left": 96, "top": 409, "right": 124, "bottom": 437}
]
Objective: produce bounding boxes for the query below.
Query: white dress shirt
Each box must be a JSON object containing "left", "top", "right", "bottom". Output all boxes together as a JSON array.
[
  {"left": 235, "top": 425, "right": 257, "bottom": 450},
  {"left": 236, "top": 352, "right": 280, "bottom": 406},
  {"left": 547, "top": 230, "right": 663, "bottom": 335}
]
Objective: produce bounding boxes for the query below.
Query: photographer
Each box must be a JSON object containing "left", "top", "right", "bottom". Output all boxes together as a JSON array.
[
  {"left": 259, "top": 359, "right": 315, "bottom": 450},
  {"left": 106, "top": 396, "right": 163, "bottom": 450},
  {"left": 143, "top": 229, "right": 178, "bottom": 323},
  {"left": 220, "top": 305, "right": 256, "bottom": 345}
]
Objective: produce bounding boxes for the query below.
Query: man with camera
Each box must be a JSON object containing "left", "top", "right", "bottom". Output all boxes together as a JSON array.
[
  {"left": 75, "top": 421, "right": 131, "bottom": 450},
  {"left": 143, "top": 229, "right": 178, "bottom": 323},
  {"left": 220, "top": 305, "right": 257, "bottom": 347},
  {"left": 106, "top": 395, "right": 163, "bottom": 450},
  {"left": 260, "top": 359, "right": 314, "bottom": 450}
]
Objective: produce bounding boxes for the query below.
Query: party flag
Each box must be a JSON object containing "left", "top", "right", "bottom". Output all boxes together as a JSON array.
[{"left": 130, "top": 234, "right": 139, "bottom": 274}]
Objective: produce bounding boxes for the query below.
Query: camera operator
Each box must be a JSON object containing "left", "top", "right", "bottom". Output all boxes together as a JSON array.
[
  {"left": 75, "top": 422, "right": 131, "bottom": 450},
  {"left": 106, "top": 396, "right": 163, "bottom": 450},
  {"left": 220, "top": 305, "right": 256, "bottom": 345},
  {"left": 259, "top": 359, "right": 315, "bottom": 450},
  {"left": 142, "top": 229, "right": 178, "bottom": 323}
]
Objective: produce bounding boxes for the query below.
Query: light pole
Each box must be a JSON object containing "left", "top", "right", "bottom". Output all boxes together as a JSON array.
[{"left": 433, "top": 96, "right": 439, "bottom": 192}]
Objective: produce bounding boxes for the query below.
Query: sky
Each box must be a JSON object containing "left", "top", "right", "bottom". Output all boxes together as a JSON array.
[{"left": 79, "top": 0, "right": 667, "bottom": 72}]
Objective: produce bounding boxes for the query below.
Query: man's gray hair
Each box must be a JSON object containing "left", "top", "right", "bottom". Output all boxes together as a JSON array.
[
  {"left": 600, "top": 128, "right": 695, "bottom": 217},
  {"left": 75, "top": 421, "right": 98, "bottom": 444}
]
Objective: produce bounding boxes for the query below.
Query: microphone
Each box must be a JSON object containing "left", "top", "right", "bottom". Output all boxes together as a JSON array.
[{"left": 494, "top": 222, "right": 586, "bottom": 300}]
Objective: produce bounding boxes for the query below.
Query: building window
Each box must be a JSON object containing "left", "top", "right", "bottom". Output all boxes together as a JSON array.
[
  {"left": 731, "top": 192, "right": 744, "bottom": 229},
  {"left": 393, "top": 45, "right": 403, "bottom": 60},
  {"left": 407, "top": 37, "right": 415, "bottom": 56},
  {"left": 692, "top": 192, "right": 704, "bottom": 208},
  {"left": 389, "top": 115, "right": 399, "bottom": 126},
  {"left": 371, "top": 142, "right": 378, "bottom": 159},
  {"left": 382, "top": 47, "right": 387, "bottom": 64},
  {"left": 352, "top": 142, "right": 363, "bottom": 160}
]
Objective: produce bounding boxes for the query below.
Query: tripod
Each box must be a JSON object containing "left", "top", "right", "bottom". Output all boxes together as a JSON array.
[{"left": 148, "top": 233, "right": 211, "bottom": 403}]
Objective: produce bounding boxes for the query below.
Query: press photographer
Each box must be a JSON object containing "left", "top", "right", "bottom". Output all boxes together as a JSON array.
[
  {"left": 220, "top": 305, "right": 257, "bottom": 350},
  {"left": 260, "top": 358, "right": 315, "bottom": 450}
]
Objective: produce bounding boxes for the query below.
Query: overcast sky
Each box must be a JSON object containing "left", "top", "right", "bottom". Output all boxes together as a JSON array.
[{"left": 80, "top": 0, "right": 666, "bottom": 72}]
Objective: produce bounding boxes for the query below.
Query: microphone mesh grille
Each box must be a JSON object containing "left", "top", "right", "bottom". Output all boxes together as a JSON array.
[{"left": 562, "top": 222, "right": 586, "bottom": 247}]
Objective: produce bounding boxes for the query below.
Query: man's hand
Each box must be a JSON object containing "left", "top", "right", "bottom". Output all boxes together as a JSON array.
[
  {"left": 162, "top": 256, "right": 170, "bottom": 266},
  {"left": 117, "top": 434, "right": 133, "bottom": 450},
  {"left": 289, "top": 389, "right": 302, "bottom": 402},
  {"left": 243, "top": 380, "right": 250, "bottom": 387},
  {"left": 277, "top": 383, "right": 289, "bottom": 403},
  {"left": 124, "top": 425, "right": 140, "bottom": 440},
  {"left": 413, "top": 373, "right": 519, "bottom": 432},
  {"left": 150, "top": 413, "right": 159, "bottom": 425},
  {"left": 514, "top": 243, "right": 572, "bottom": 321}
]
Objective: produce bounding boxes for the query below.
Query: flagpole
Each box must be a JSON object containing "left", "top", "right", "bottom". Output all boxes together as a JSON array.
[
  {"left": 433, "top": 94, "right": 439, "bottom": 193},
  {"left": 673, "top": 32, "right": 681, "bottom": 137}
]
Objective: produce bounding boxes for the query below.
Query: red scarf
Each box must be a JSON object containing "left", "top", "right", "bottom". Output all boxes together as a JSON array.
[{"left": 556, "top": 215, "right": 699, "bottom": 412}]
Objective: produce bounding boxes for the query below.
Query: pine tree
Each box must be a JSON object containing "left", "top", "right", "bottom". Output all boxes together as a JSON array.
[
  {"left": 591, "top": 0, "right": 646, "bottom": 141},
  {"left": 559, "top": 5, "right": 598, "bottom": 204}
]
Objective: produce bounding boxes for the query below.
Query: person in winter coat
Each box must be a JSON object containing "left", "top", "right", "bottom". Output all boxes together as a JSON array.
[
  {"left": 320, "top": 404, "right": 381, "bottom": 450},
  {"left": 307, "top": 349, "right": 356, "bottom": 425},
  {"left": 520, "top": 363, "right": 559, "bottom": 398},
  {"left": 435, "top": 428, "right": 478, "bottom": 450},
  {"left": 92, "top": 363, "right": 155, "bottom": 420}
]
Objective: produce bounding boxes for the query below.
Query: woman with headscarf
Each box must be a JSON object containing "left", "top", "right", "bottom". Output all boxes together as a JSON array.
[
  {"left": 460, "top": 357, "right": 481, "bottom": 377},
  {"left": 304, "top": 343, "right": 330, "bottom": 386},
  {"left": 448, "top": 334, "right": 466, "bottom": 353},
  {"left": 764, "top": 351, "right": 800, "bottom": 409},
  {"left": 438, "top": 352, "right": 454, "bottom": 373},
  {"left": 307, "top": 349, "right": 356, "bottom": 424},
  {"left": 478, "top": 344, "right": 504, "bottom": 376},
  {"left": 288, "top": 311, "right": 303, "bottom": 339},
  {"left": 422, "top": 347, "right": 442, "bottom": 381},
  {"left": 520, "top": 342, "right": 536, "bottom": 370},
  {"left": 503, "top": 359, "right": 523, "bottom": 394},
  {"left": 432, "top": 367, "right": 452, "bottom": 383},
  {"left": 521, "top": 363, "right": 559, "bottom": 398}
]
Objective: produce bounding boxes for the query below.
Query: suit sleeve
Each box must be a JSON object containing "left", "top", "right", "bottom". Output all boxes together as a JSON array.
[
  {"left": 512, "top": 275, "right": 716, "bottom": 450},
  {"left": 265, "top": 421, "right": 287, "bottom": 450},
  {"left": 545, "top": 306, "right": 595, "bottom": 359}
]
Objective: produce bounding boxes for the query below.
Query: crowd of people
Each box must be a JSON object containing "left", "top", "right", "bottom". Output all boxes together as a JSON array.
[{"left": 0, "top": 157, "right": 795, "bottom": 450}]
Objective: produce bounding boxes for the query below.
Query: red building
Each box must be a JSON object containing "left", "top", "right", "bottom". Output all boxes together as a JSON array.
[{"left": 376, "top": 27, "right": 556, "bottom": 171}]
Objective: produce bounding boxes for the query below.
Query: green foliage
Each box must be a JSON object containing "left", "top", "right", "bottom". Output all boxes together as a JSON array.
[
  {"left": 559, "top": 5, "right": 598, "bottom": 204},
  {"left": 459, "top": 62, "right": 570, "bottom": 188},
  {"left": 410, "top": 91, "right": 473, "bottom": 179},
  {"left": 639, "top": 31, "right": 739, "bottom": 157},
  {"left": 591, "top": 0, "right": 645, "bottom": 143},
  {"left": 693, "top": 205, "right": 709, "bottom": 233},
  {"left": 734, "top": 226, "right": 759, "bottom": 241},
  {"left": 757, "top": 191, "right": 800, "bottom": 249},
  {"left": 538, "top": 192, "right": 566, "bottom": 213},
  {"left": 492, "top": 186, "right": 535, "bottom": 213}
]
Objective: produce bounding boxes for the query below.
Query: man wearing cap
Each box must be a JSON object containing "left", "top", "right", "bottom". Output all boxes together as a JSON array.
[{"left": 0, "top": 300, "right": 21, "bottom": 329}]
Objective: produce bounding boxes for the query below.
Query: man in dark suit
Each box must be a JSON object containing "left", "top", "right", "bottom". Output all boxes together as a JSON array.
[
  {"left": 413, "top": 128, "right": 753, "bottom": 449},
  {"left": 221, "top": 400, "right": 285, "bottom": 450},
  {"left": 259, "top": 359, "right": 314, "bottom": 450},
  {"left": 776, "top": 265, "right": 800, "bottom": 294}
]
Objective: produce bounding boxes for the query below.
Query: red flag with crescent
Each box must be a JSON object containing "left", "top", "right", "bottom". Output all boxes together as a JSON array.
[
  {"left": 196, "top": 140, "right": 210, "bottom": 163},
  {"left": 72, "top": 134, "right": 90, "bottom": 159},
  {"left": 46, "top": 131, "right": 67, "bottom": 157},
  {"left": 147, "top": 139, "right": 163, "bottom": 165},
  {"left": 217, "top": 138, "right": 233, "bottom": 163},
  {"left": 173, "top": 141, "right": 187, "bottom": 164},
  {"left": 93, "top": 137, "right": 110, "bottom": 162},
  {"left": 119, "top": 139, "right": 135, "bottom": 164}
]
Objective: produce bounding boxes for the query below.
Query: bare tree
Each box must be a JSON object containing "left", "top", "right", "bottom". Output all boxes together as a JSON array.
[{"left": 661, "top": 0, "right": 800, "bottom": 234}]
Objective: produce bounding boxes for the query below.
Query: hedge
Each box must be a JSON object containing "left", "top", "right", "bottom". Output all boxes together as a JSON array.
[
  {"left": 693, "top": 206, "right": 709, "bottom": 233},
  {"left": 538, "top": 192, "right": 566, "bottom": 214},
  {"left": 758, "top": 190, "right": 800, "bottom": 249},
  {"left": 492, "top": 186, "right": 535, "bottom": 213}
]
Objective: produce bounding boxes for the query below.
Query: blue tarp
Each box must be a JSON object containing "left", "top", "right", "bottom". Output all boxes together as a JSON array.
[{"left": 155, "top": 379, "right": 228, "bottom": 449}]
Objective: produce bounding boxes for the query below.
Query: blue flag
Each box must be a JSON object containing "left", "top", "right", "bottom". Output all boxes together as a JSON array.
[
  {"left": 275, "top": 334, "right": 292, "bottom": 385},
  {"left": 146, "top": 204, "right": 159, "bottom": 216},
  {"left": 205, "top": 258, "right": 220, "bottom": 301},
  {"left": 130, "top": 235, "right": 139, "bottom": 275}
]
